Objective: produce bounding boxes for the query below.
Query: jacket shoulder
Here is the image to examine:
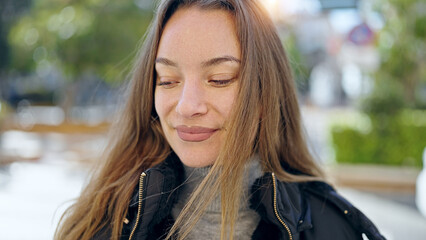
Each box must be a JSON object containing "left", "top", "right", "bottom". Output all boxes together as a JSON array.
[{"left": 299, "top": 181, "right": 386, "bottom": 240}]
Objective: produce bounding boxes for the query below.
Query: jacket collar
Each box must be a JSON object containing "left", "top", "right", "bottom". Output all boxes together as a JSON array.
[
  {"left": 129, "top": 153, "right": 312, "bottom": 239},
  {"left": 250, "top": 172, "right": 312, "bottom": 239}
]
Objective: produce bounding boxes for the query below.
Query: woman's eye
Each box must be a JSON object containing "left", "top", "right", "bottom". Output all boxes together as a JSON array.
[
  {"left": 209, "top": 78, "right": 234, "bottom": 87},
  {"left": 157, "top": 78, "right": 179, "bottom": 89}
]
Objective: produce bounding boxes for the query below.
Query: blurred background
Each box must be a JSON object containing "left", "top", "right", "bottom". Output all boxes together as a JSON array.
[{"left": 0, "top": 0, "right": 425, "bottom": 239}]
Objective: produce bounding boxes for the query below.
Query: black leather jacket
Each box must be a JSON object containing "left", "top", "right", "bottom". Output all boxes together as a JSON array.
[{"left": 95, "top": 153, "right": 386, "bottom": 240}]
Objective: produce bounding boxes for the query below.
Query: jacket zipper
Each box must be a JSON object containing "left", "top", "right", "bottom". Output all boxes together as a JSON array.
[
  {"left": 129, "top": 172, "right": 146, "bottom": 240},
  {"left": 271, "top": 173, "right": 293, "bottom": 240}
]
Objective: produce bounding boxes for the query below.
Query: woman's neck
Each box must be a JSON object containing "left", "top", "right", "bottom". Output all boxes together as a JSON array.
[{"left": 178, "top": 154, "right": 263, "bottom": 212}]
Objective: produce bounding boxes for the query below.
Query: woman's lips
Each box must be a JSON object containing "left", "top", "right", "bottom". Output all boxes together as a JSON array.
[{"left": 175, "top": 126, "right": 218, "bottom": 142}]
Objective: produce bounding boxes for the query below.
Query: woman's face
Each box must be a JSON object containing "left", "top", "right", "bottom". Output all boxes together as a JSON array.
[{"left": 154, "top": 7, "right": 241, "bottom": 167}]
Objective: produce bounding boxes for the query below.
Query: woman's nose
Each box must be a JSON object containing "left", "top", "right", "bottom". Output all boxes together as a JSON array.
[{"left": 175, "top": 80, "right": 208, "bottom": 118}]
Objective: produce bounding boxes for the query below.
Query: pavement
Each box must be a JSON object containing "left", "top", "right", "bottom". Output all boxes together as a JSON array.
[
  {"left": 0, "top": 161, "right": 87, "bottom": 240},
  {"left": 339, "top": 188, "right": 426, "bottom": 240},
  {"left": 1, "top": 161, "right": 425, "bottom": 240}
]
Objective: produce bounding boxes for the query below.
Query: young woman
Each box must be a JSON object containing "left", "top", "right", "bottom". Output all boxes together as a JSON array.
[{"left": 55, "top": 0, "right": 386, "bottom": 239}]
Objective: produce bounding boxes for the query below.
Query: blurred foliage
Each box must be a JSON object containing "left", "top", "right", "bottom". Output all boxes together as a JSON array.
[
  {"left": 332, "top": 0, "right": 425, "bottom": 167},
  {"left": 364, "top": 0, "right": 426, "bottom": 112},
  {"left": 0, "top": 0, "right": 32, "bottom": 71},
  {"left": 0, "top": 100, "right": 11, "bottom": 119},
  {"left": 362, "top": 80, "right": 406, "bottom": 116},
  {"left": 332, "top": 110, "right": 426, "bottom": 167},
  {"left": 6, "top": 0, "right": 153, "bottom": 83},
  {"left": 0, "top": 100, "right": 12, "bottom": 131},
  {"left": 282, "top": 33, "right": 310, "bottom": 95}
]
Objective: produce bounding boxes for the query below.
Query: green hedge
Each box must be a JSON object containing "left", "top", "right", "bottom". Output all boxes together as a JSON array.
[{"left": 331, "top": 110, "right": 426, "bottom": 168}]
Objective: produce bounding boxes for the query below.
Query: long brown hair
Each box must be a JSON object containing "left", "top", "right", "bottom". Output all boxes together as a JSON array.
[{"left": 55, "top": 0, "right": 325, "bottom": 239}]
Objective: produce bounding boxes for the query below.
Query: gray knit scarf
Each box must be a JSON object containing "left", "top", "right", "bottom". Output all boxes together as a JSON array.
[{"left": 171, "top": 156, "right": 263, "bottom": 239}]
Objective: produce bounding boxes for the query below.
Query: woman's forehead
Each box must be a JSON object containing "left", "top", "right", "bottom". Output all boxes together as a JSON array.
[{"left": 156, "top": 7, "right": 241, "bottom": 68}]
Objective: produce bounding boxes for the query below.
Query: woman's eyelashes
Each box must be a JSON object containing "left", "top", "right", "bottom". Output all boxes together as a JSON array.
[
  {"left": 206, "top": 71, "right": 238, "bottom": 87},
  {"left": 157, "top": 77, "right": 179, "bottom": 88},
  {"left": 208, "top": 78, "right": 235, "bottom": 87}
]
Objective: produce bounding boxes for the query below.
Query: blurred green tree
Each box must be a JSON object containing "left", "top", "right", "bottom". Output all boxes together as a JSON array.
[
  {"left": 364, "top": 0, "right": 426, "bottom": 113},
  {"left": 0, "top": 0, "right": 32, "bottom": 89},
  {"left": 283, "top": 33, "right": 311, "bottom": 96},
  {"left": 333, "top": 0, "right": 426, "bottom": 167},
  {"left": 7, "top": 0, "right": 153, "bottom": 84}
]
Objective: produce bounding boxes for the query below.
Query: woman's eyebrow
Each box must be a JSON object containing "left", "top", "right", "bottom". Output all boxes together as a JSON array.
[
  {"left": 155, "top": 57, "right": 178, "bottom": 67},
  {"left": 155, "top": 55, "right": 241, "bottom": 68},
  {"left": 201, "top": 55, "right": 241, "bottom": 68}
]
